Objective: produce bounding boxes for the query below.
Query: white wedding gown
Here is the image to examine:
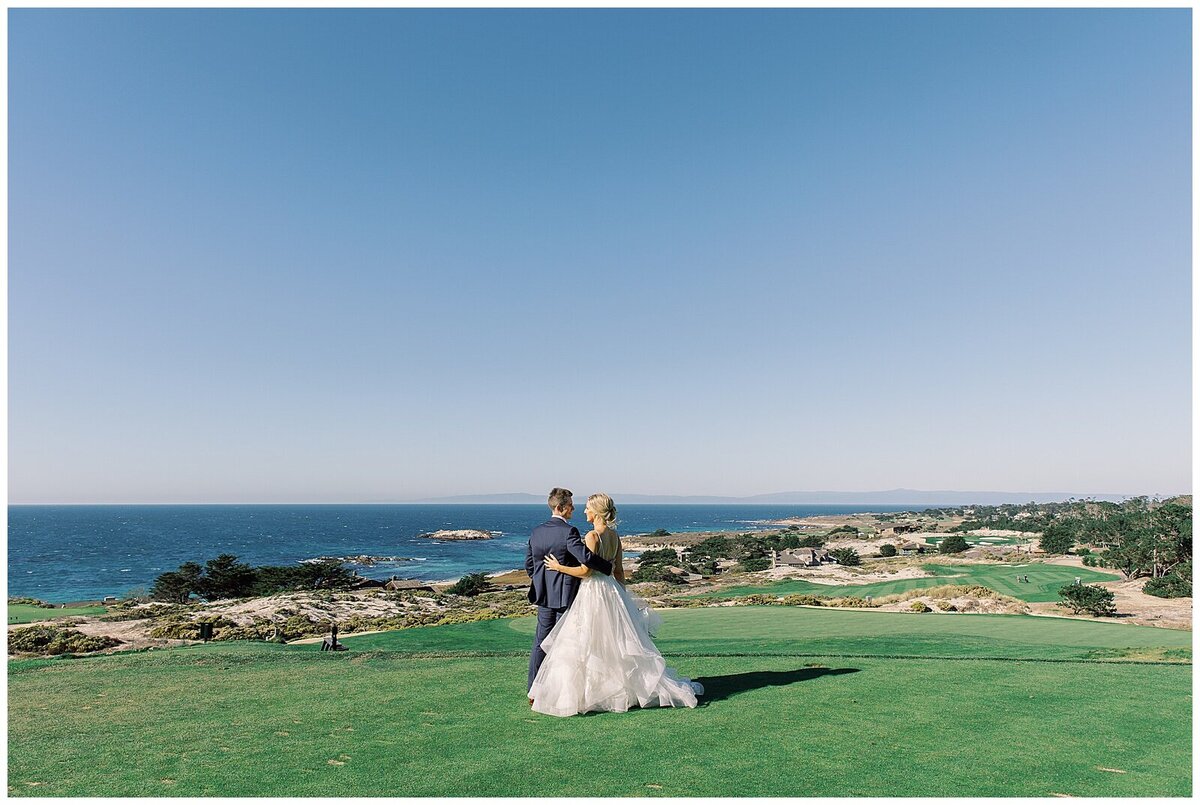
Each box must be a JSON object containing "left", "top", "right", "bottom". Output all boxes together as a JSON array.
[{"left": 528, "top": 557, "right": 704, "bottom": 717}]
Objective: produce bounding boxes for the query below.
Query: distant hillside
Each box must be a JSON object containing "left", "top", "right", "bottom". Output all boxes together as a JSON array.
[{"left": 411, "top": 489, "right": 1132, "bottom": 505}]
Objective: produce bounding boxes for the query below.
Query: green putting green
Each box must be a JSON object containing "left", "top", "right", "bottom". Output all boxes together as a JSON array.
[
  {"left": 7, "top": 604, "right": 108, "bottom": 624},
  {"left": 704, "top": 562, "right": 1120, "bottom": 603},
  {"left": 7, "top": 607, "right": 1189, "bottom": 796}
]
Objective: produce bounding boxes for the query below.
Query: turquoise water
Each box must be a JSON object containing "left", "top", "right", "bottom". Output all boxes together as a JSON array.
[{"left": 8, "top": 503, "right": 919, "bottom": 602}]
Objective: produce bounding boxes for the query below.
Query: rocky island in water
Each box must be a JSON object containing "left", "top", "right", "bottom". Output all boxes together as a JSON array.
[
  {"left": 419, "top": 529, "right": 494, "bottom": 541},
  {"left": 301, "top": 555, "right": 413, "bottom": 566}
]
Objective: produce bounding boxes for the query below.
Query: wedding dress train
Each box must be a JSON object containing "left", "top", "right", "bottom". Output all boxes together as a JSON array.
[{"left": 528, "top": 571, "right": 703, "bottom": 717}]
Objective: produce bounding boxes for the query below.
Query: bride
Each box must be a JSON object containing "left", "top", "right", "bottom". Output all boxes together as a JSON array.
[{"left": 527, "top": 493, "right": 703, "bottom": 717}]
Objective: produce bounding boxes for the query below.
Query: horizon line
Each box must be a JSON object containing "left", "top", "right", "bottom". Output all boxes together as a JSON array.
[{"left": 9, "top": 490, "right": 1181, "bottom": 507}]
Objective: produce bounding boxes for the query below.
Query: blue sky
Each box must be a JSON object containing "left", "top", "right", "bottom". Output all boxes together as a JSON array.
[{"left": 8, "top": 9, "right": 1191, "bottom": 503}]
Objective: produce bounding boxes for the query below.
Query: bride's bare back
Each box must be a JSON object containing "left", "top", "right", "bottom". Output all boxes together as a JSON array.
[{"left": 585, "top": 528, "right": 621, "bottom": 561}]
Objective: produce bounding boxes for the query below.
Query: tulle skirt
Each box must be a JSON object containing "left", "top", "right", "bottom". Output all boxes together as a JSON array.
[{"left": 528, "top": 573, "right": 704, "bottom": 717}]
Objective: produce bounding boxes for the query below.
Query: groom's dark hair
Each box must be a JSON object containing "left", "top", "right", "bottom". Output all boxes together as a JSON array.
[{"left": 548, "top": 488, "right": 573, "bottom": 510}]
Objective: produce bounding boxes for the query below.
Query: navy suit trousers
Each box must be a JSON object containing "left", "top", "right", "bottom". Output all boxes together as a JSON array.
[{"left": 528, "top": 604, "right": 568, "bottom": 692}]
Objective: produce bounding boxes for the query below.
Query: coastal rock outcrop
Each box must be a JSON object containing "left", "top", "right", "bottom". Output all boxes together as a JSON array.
[
  {"left": 420, "top": 529, "right": 494, "bottom": 541},
  {"left": 301, "top": 555, "right": 412, "bottom": 566}
]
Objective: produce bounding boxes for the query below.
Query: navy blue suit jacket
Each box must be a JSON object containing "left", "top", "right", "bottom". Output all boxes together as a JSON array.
[{"left": 525, "top": 517, "right": 613, "bottom": 609}]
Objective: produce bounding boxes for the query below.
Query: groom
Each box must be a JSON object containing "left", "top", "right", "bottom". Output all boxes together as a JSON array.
[{"left": 525, "top": 487, "right": 613, "bottom": 699}]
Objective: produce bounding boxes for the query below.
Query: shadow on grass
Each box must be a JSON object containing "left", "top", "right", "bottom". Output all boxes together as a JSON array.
[{"left": 694, "top": 667, "right": 861, "bottom": 705}]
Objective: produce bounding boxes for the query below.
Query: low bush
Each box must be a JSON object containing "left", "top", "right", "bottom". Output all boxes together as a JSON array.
[
  {"left": 1058, "top": 584, "right": 1117, "bottom": 617},
  {"left": 435, "top": 609, "right": 503, "bottom": 627},
  {"left": 733, "top": 594, "right": 781, "bottom": 606},
  {"left": 1143, "top": 564, "right": 1191, "bottom": 599},
  {"left": 685, "top": 538, "right": 733, "bottom": 561},
  {"left": 939, "top": 535, "right": 970, "bottom": 554},
  {"left": 148, "top": 615, "right": 237, "bottom": 640},
  {"left": 878, "top": 544, "right": 897, "bottom": 557},
  {"left": 647, "top": 529, "right": 672, "bottom": 537},
  {"left": 780, "top": 594, "right": 825, "bottom": 607},
  {"left": 634, "top": 548, "right": 681, "bottom": 565},
  {"left": 9, "top": 625, "right": 122, "bottom": 655},
  {"left": 828, "top": 548, "right": 861, "bottom": 566},
  {"left": 8, "top": 597, "right": 55, "bottom": 608},
  {"left": 737, "top": 557, "right": 772, "bottom": 572},
  {"left": 630, "top": 565, "right": 688, "bottom": 584},
  {"left": 828, "top": 596, "right": 876, "bottom": 608},
  {"left": 445, "top": 573, "right": 490, "bottom": 597},
  {"left": 100, "top": 603, "right": 192, "bottom": 622},
  {"left": 909, "top": 601, "right": 930, "bottom": 613}
]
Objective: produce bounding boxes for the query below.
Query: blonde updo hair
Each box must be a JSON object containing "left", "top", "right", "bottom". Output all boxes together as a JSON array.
[{"left": 586, "top": 493, "right": 618, "bottom": 530}]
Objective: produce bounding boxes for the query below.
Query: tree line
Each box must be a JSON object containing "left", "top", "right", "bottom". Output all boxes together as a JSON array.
[{"left": 150, "top": 555, "right": 358, "bottom": 603}]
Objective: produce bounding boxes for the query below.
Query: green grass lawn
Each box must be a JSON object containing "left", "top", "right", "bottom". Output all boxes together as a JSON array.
[
  {"left": 704, "top": 562, "right": 1120, "bottom": 603},
  {"left": 924, "top": 534, "right": 1022, "bottom": 546},
  {"left": 7, "top": 605, "right": 107, "bottom": 624},
  {"left": 8, "top": 607, "right": 1191, "bottom": 797}
]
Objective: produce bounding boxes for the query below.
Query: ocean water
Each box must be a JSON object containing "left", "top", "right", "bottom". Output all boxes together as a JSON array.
[{"left": 7, "top": 503, "right": 917, "bottom": 603}]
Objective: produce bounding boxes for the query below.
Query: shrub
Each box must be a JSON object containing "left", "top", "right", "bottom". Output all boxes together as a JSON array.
[
  {"left": 879, "top": 543, "right": 897, "bottom": 557},
  {"left": 829, "top": 596, "right": 875, "bottom": 608},
  {"left": 255, "top": 560, "right": 357, "bottom": 595},
  {"left": 686, "top": 537, "right": 733, "bottom": 560},
  {"left": 738, "top": 557, "right": 772, "bottom": 572},
  {"left": 780, "top": 594, "right": 824, "bottom": 607},
  {"left": 635, "top": 548, "right": 680, "bottom": 566},
  {"left": 829, "top": 548, "right": 861, "bottom": 566},
  {"left": 445, "top": 572, "right": 490, "bottom": 597},
  {"left": 1143, "top": 563, "right": 1191, "bottom": 598},
  {"left": 939, "top": 535, "right": 970, "bottom": 554},
  {"left": 827, "top": 525, "right": 860, "bottom": 536},
  {"left": 1058, "top": 584, "right": 1117, "bottom": 617},
  {"left": 797, "top": 534, "right": 826, "bottom": 548},
  {"left": 100, "top": 603, "right": 191, "bottom": 622},
  {"left": 281, "top": 614, "right": 325, "bottom": 640},
  {"left": 1074, "top": 546, "right": 1091, "bottom": 556},
  {"left": 909, "top": 601, "right": 930, "bottom": 613},
  {"left": 735, "top": 594, "right": 780, "bottom": 606},
  {"left": 1082, "top": 554, "right": 1102, "bottom": 567},
  {"left": 435, "top": 609, "right": 503, "bottom": 627},
  {"left": 8, "top": 597, "right": 55, "bottom": 608},
  {"left": 9, "top": 625, "right": 122, "bottom": 655},
  {"left": 148, "top": 615, "right": 236, "bottom": 640},
  {"left": 1143, "top": 575, "right": 1190, "bottom": 598},
  {"left": 769, "top": 532, "right": 803, "bottom": 550},
  {"left": 647, "top": 529, "right": 671, "bottom": 537},
  {"left": 630, "top": 565, "right": 687, "bottom": 584}
]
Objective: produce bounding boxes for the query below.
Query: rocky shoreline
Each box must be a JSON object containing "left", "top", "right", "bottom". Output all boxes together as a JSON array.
[{"left": 9, "top": 507, "right": 1191, "bottom": 658}]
